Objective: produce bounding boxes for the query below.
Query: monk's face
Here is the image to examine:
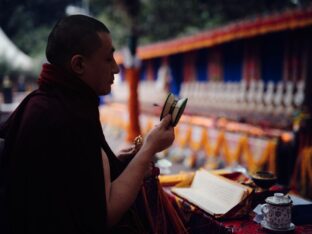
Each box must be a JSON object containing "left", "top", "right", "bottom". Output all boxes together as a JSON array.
[{"left": 81, "top": 32, "right": 119, "bottom": 95}]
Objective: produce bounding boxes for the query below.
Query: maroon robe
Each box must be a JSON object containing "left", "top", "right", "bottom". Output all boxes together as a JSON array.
[
  {"left": 0, "top": 64, "right": 128, "bottom": 233},
  {"left": 0, "top": 64, "right": 188, "bottom": 234}
]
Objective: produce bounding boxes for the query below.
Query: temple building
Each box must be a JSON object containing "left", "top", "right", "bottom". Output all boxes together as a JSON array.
[{"left": 102, "top": 7, "right": 312, "bottom": 198}]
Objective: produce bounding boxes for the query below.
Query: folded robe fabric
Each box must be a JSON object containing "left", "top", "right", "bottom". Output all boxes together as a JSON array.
[
  {"left": 0, "top": 63, "right": 188, "bottom": 234},
  {"left": 0, "top": 63, "right": 130, "bottom": 233}
]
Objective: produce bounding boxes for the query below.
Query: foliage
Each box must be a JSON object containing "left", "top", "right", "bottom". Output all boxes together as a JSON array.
[
  {"left": 0, "top": 0, "right": 77, "bottom": 56},
  {"left": 94, "top": 0, "right": 312, "bottom": 48},
  {"left": 0, "top": 0, "right": 311, "bottom": 56}
]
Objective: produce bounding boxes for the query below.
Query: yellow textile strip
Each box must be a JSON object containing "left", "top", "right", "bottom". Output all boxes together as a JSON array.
[
  {"left": 267, "top": 140, "right": 277, "bottom": 173},
  {"left": 204, "top": 129, "right": 213, "bottom": 157},
  {"left": 159, "top": 173, "right": 195, "bottom": 187},
  {"left": 201, "top": 129, "right": 277, "bottom": 173},
  {"left": 213, "top": 130, "right": 225, "bottom": 157},
  {"left": 176, "top": 125, "right": 192, "bottom": 148},
  {"left": 189, "top": 127, "right": 207, "bottom": 151}
]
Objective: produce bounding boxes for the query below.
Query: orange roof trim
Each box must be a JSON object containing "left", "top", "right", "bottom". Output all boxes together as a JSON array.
[{"left": 115, "top": 7, "right": 312, "bottom": 63}]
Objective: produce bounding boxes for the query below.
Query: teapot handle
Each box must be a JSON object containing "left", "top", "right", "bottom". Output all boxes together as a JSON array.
[{"left": 261, "top": 204, "right": 269, "bottom": 216}]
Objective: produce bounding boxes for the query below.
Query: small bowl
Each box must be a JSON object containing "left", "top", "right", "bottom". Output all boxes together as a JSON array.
[{"left": 251, "top": 171, "right": 277, "bottom": 189}]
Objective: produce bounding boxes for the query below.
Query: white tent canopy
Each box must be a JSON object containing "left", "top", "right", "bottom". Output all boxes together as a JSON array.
[{"left": 0, "top": 27, "right": 33, "bottom": 72}]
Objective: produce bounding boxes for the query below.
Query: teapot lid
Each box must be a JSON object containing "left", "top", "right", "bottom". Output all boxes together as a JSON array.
[{"left": 265, "top": 193, "right": 292, "bottom": 206}]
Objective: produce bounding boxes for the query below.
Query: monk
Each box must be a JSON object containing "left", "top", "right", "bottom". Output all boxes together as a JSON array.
[{"left": 0, "top": 15, "right": 174, "bottom": 233}]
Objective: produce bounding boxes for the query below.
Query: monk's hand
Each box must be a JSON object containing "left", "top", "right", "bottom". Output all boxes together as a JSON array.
[
  {"left": 143, "top": 115, "right": 175, "bottom": 155},
  {"left": 117, "top": 145, "right": 136, "bottom": 163},
  {"left": 117, "top": 135, "right": 143, "bottom": 163}
]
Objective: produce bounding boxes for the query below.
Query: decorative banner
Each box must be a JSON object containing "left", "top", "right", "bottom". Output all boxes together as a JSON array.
[
  {"left": 146, "top": 60, "right": 155, "bottom": 81},
  {"left": 248, "top": 137, "right": 269, "bottom": 162},
  {"left": 246, "top": 137, "right": 276, "bottom": 172},
  {"left": 208, "top": 48, "right": 223, "bottom": 81},
  {"left": 284, "top": 35, "right": 299, "bottom": 82},
  {"left": 183, "top": 52, "right": 197, "bottom": 82},
  {"left": 243, "top": 41, "right": 261, "bottom": 82},
  {"left": 204, "top": 128, "right": 220, "bottom": 157},
  {"left": 189, "top": 126, "right": 207, "bottom": 151},
  {"left": 223, "top": 132, "right": 244, "bottom": 164},
  {"left": 283, "top": 34, "right": 310, "bottom": 83},
  {"left": 129, "top": 8, "right": 312, "bottom": 61},
  {"left": 175, "top": 123, "right": 192, "bottom": 148},
  {"left": 291, "top": 147, "right": 312, "bottom": 198},
  {"left": 203, "top": 129, "right": 277, "bottom": 173},
  {"left": 100, "top": 105, "right": 279, "bottom": 173}
]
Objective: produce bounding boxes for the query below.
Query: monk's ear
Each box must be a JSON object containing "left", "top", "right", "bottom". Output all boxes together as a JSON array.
[{"left": 70, "top": 55, "right": 85, "bottom": 75}]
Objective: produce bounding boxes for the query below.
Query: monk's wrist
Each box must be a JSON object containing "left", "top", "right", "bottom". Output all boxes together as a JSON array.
[{"left": 137, "top": 145, "right": 156, "bottom": 163}]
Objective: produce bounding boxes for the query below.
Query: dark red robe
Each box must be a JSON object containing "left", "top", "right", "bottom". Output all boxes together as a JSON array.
[
  {"left": 0, "top": 64, "right": 127, "bottom": 233},
  {"left": 0, "top": 64, "right": 188, "bottom": 234}
]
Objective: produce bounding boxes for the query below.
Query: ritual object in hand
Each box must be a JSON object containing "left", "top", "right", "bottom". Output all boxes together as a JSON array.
[
  {"left": 134, "top": 135, "right": 143, "bottom": 152},
  {"left": 160, "top": 93, "right": 188, "bottom": 127}
]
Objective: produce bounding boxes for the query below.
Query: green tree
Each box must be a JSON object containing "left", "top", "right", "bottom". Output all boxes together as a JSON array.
[
  {"left": 0, "top": 0, "right": 77, "bottom": 56},
  {"left": 1, "top": 0, "right": 311, "bottom": 56}
]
